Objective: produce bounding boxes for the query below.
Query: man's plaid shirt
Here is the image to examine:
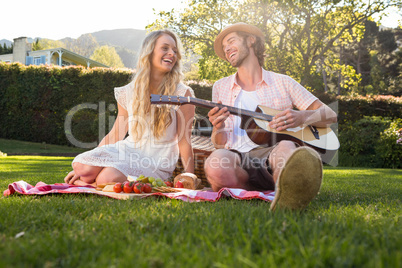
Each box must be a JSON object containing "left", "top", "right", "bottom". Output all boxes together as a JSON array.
[{"left": 212, "top": 68, "right": 317, "bottom": 149}]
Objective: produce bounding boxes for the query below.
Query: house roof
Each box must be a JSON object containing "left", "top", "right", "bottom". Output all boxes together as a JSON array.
[{"left": 29, "top": 47, "right": 109, "bottom": 68}]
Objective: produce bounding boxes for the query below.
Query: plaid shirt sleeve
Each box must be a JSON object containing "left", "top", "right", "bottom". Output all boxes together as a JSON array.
[{"left": 285, "top": 76, "right": 317, "bottom": 110}]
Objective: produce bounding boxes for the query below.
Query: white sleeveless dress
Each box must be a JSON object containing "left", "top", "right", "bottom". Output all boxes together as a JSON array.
[{"left": 72, "top": 81, "right": 194, "bottom": 181}]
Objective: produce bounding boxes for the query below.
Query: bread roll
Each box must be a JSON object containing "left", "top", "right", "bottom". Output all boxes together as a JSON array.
[{"left": 173, "top": 173, "right": 202, "bottom": 190}]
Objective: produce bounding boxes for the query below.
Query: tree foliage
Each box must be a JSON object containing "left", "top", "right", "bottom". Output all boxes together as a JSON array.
[
  {"left": 90, "top": 46, "right": 125, "bottom": 68},
  {"left": 31, "top": 39, "right": 42, "bottom": 51},
  {"left": 0, "top": 43, "right": 13, "bottom": 55},
  {"left": 37, "top": 39, "right": 65, "bottom": 50},
  {"left": 148, "top": 0, "right": 401, "bottom": 94}
]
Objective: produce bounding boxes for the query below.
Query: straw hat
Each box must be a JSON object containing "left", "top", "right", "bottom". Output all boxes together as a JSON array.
[{"left": 214, "top": 22, "right": 264, "bottom": 60}]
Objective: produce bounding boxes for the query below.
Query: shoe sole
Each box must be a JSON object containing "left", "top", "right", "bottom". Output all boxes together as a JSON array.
[{"left": 270, "top": 147, "right": 323, "bottom": 211}]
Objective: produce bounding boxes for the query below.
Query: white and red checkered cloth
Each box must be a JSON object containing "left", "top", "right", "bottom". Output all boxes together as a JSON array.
[{"left": 3, "top": 180, "right": 275, "bottom": 203}]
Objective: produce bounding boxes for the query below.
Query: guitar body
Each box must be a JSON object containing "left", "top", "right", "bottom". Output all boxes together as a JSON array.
[{"left": 240, "top": 105, "right": 339, "bottom": 162}]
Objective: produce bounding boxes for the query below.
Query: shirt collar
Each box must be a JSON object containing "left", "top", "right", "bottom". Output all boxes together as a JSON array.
[
  {"left": 229, "top": 72, "right": 239, "bottom": 90},
  {"left": 261, "top": 68, "right": 270, "bottom": 86},
  {"left": 230, "top": 67, "right": 268, "bottom": 90}
]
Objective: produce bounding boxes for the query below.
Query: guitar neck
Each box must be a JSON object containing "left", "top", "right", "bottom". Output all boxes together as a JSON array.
[
  {"left": 150, "top": 94, "right": 273, "bottom": 122},
  {"left": 188, "top": 97, "right": 273, "bottom": 122}
]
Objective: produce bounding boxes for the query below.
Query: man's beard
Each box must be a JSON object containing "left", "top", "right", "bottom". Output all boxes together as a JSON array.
[{"left": 230, "top": 39, "right": 250, "bottom": 67}]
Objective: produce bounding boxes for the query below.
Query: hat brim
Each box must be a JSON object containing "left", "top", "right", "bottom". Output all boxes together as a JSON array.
[{"left": 214, "top": 23, "right": 264, "bottom": 61}]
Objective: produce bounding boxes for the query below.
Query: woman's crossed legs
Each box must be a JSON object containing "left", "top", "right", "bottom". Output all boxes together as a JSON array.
[{"left": 64, "top": 162, "right": 127, "bottom": 186}]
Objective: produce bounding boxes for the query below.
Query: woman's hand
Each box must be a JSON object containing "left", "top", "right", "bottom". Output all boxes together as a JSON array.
[{"left": 64, "top": 170, "right": 80, "bottom": 185}]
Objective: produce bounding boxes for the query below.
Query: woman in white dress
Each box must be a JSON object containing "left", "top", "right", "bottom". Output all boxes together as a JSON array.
[{"left": 64, "top": 29, "right": 195, "bottom": 186}]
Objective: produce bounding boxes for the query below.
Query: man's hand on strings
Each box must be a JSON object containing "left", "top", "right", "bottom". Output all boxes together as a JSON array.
[{"left": 269, "top": 109, "right": 305, "bottom": 131}]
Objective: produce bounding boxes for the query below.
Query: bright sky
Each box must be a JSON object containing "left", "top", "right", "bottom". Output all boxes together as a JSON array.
[
  {"left": 2, "top": 0, "right": 187, "bottom": 40},
  {"left": 374, "top": 6, "right": 402, "bottom": 29},
  {"left": 2, "top": 0, "right": 401, "bottom": 41}
]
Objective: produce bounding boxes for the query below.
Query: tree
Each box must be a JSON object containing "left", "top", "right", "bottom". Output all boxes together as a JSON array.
[
  {"left": 342, "top": 20, "right": 378, "bottom": 86},
  {"left": 38, "top": 39, "right": 65, "bottom": 50},
  {"left": 0, "top": 43, "right": 13, "bottom": 55},
  {"left": 90, "top": 46, "right": 125, "bottom": 68},
  {"left": 32, "top": 39, "right": 42, "bottom": 51},
  {"left": 388, "top": 48, "right": 402, "bottom": 96},
  {"left": 376, "top": 29, "right": 399, "bottom": 78},
  {"left": 327, "top": 19, "right": 402, "bottom": 95},
  {"left": 368, "top": 50, "right": 387, "bottom": 94},
  {"left": 149, "top": 0, "right": 400, "bottom": 93}
]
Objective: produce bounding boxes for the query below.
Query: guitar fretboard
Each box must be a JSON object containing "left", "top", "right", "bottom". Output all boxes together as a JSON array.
[{"left": 150, "top": 94, "right": 274, "bottom": 122}]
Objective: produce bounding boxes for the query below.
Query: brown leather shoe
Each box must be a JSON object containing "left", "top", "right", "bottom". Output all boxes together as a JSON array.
[{"left": 270, "top": 147, "right": 323, "bottom": 211}]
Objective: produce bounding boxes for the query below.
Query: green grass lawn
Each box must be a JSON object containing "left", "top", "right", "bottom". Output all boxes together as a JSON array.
[
  {"left": 0, "top": 156, "right": 401, "bottom": 267},
  {"left": 0, "top": 138, "right": 87, "bottom": 155}
]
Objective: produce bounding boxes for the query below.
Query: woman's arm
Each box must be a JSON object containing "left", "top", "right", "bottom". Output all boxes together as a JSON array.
[
  {"left": 176, "top": 90, "right": 195, "bottom": 174},
  {"left": 98, "top": 103, "right": 129, "bottom": 147}
]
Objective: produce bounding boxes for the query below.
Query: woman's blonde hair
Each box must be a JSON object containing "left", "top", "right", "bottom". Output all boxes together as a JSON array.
[{"left": 129, "top": 29, "right": 183, "bottom": 141}]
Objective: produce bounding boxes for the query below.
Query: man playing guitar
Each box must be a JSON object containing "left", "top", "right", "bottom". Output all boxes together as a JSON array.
[{"left": 205, "top": 23, "right": 338, "bottom": 211}]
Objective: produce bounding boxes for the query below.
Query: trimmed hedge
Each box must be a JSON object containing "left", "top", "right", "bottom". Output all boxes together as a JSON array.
[
  {"left": 0, "top": 63, "right": 133, "bottom": 146},
  {"left": 338, "top": 116, "right": 402, "bottom": 168},
  {"left": 336, "top": 94, "right": 402, "bottom": 126},
  {"left": 186, "top": 81, "right": 213, "bottom": 127},
  {"left": 1, "top": 63, "right": 401, "bottom": 168}
]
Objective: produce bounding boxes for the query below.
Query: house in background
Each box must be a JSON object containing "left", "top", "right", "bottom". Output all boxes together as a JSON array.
[{"left": 0, "top": 37, "right": 108, "bottom": 68}]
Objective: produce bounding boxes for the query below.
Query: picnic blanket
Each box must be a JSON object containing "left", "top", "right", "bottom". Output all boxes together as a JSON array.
[{"left": 3, "top": 181, "right": 275, "bottom": 203}]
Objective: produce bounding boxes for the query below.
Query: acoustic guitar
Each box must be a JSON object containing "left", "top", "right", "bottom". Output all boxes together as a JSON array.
[{"left": 150, "top": 94, "right": 339, "bottom": 161}]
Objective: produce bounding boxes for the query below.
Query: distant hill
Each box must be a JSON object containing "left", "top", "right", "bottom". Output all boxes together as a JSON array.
[
  {"left": 0, "top": 39, "right": 13, "bottom": 47},
  {"left": 91, "top": 29, "right": 146, "bottom": 51}
]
